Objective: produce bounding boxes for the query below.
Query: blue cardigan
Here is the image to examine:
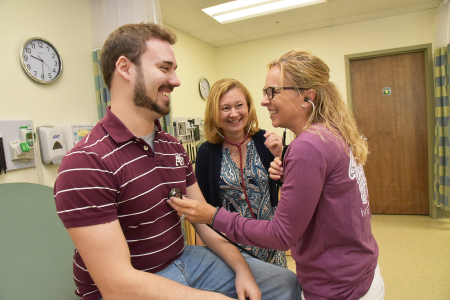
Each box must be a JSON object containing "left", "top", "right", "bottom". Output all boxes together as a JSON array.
[{"left": 195, "top": 129, "right": 279, "bottom": 209}]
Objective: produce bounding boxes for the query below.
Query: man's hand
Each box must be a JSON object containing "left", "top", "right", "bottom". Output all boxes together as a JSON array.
[
  {"left": 167, "top": 195, "right": 217, "bottom": 225},
  {"left": 268, "top": 157, "right": 284, "bottom": 182},
  {"left": 264, "top": 131, "right": 282, "bottom": 158},
  {"left": 182, "top": 183, "right": 261, "bottom": 299},
  {"left": 235, "top": 269, "right": 261, "bottom": 300}
]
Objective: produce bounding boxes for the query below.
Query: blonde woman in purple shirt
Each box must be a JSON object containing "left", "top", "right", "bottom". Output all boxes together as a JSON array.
[{"left": 168, "top": 50, "right": 385, "bottom": 300}]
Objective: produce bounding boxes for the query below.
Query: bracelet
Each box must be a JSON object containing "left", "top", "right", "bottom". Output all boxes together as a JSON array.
[{"left": 211, "top": 206, "right": 220, "bottom": 227}]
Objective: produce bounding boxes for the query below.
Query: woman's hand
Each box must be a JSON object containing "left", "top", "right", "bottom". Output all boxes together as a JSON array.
[
  {"left": 167, "top": 196, "right": 217, "bottom": 225},
  {"left": 264, "top": 131, "right": 282, "bottom": 158},
  {"left": 268, "top": 157, "right": 284, "bottom": 182}
]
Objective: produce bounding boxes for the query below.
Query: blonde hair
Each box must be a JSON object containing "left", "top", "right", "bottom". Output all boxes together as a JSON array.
[
  {"left": 204, "top": 78, "right": 260, "bottom": 144},
  {"left": 268, "top": 50, "right": 369, "bottom": 165}
]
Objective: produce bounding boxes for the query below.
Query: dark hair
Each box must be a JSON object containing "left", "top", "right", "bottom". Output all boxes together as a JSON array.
[{"left": 101, "top": 23, "right": 177, "bottom": 89}]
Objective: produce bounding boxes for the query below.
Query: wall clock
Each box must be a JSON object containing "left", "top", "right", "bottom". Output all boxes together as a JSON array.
[
  {"left": 199, "top": 78, "right": 210, "bottom": 100},
  {"left": 20, "top": 37, "right": 63, "bottom": 84}
]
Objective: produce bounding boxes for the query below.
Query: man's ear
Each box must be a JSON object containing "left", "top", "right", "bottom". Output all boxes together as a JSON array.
[{"left": 115, "top": 56, "right": 132, "bottom": 82}]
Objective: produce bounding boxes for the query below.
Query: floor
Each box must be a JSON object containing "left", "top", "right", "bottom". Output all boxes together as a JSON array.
[{"left": 286, "top": 214, "right": 450, "bottom": 299}]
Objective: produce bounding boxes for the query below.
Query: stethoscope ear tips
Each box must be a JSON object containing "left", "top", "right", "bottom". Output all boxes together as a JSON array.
[{"left": 168, "top": 188, "right": 183, "bottom": 199}]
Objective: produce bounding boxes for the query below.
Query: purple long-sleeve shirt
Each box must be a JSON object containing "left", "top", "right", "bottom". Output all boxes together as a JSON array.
[{"left": 214, "top": 126, "right": 378, "bottom": 300}]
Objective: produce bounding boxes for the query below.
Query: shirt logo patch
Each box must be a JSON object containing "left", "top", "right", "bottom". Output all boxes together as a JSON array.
[{"left": 175, "top": 153, "right": 184, "bottom": 166}]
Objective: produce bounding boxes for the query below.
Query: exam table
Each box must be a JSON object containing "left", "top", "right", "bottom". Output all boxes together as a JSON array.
[{"left": 0, "top": 182, "right": 77, "bottom": 300}]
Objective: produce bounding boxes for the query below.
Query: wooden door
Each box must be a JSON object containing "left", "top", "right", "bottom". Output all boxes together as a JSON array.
[{"left": 350, "top": 51, "right": 429, "bottom": 215}]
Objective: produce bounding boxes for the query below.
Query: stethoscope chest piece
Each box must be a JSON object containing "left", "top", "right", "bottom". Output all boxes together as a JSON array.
[{"left": 168, "top": 188, "right": 183, "bottom": 199}]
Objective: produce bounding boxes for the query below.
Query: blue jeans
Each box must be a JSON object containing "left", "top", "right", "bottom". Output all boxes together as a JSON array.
[{"left": 156, "top": 245, "right": 301, "bottom": 299}]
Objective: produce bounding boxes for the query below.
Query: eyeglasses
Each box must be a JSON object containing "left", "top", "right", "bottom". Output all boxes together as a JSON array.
[{"left": 262, "top": 87, "right": 303, "bottom": 100}]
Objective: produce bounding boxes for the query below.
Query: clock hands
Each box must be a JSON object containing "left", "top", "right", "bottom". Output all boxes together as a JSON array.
[
  {"left": 29, "top": 55, "right": 45, "bottom": 79},
  {"left": 30, "top": 55, "right": 42, "bottom": 62},
  {"left": 38, "top": 55, "right": 52, "bottom": 71}
]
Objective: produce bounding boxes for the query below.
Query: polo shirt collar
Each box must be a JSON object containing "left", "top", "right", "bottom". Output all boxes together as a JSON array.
[{"left": 102, "top": 107, "right": 163, "bottom": 144}]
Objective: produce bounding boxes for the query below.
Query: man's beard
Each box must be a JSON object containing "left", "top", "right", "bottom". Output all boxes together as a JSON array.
[{"left": 133, "top": 66, "right": 170, "bottom": 116}]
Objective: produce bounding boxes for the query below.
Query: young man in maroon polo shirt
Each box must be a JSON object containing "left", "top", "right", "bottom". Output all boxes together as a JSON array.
[{"left": 54, "top": 23, "right": 300, "bottom": 300}]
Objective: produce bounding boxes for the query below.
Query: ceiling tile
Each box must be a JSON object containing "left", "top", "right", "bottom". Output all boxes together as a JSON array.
[
  {"left": 224, "top": 3, "right": 331, "bottom": 37},
  {"left": 241, "top": 20, "right": 333, "bottom": 42},
  {"left": 160, "top": 0, "right": 441, "bottom": 47},
  {"left": 329, "top": 0, "right": 440, "bottom": 19},
  {"left": 332, "top": 1, "right": 439, "bottom": 25},
  {"left": 159, "top": 0, "right": 197, "bottom": 18},
  {"left": 190, "top": 26, "right": 239, "bottom": 43},
  {"left": 211, "top": 37, "right": 247, "bottom": 48},
  {"left": 187, "top": 0, "right": 230, "bottom": 9},
  {"left": 163, "top": 9, "right": 221, "bottom": 32}
]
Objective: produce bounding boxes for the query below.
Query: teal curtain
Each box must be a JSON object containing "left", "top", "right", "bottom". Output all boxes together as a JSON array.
[
  {"left": 434, "top": 45, "right": 450, "bottom": 211},
  {"left": 92, "top": 49, "right": 110, "bottom": 120}
]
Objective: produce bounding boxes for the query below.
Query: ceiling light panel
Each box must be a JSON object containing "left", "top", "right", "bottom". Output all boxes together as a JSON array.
[{"left": 203, "top": 0, "right": 326, "bottom": 24}]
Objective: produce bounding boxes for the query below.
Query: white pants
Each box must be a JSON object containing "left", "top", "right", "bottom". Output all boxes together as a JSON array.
[
  {"left": 359, "top": 264, "right": 385, "bottom": 300},
  {"left": 301, "top": 264, "right": 385, "bottom": 300}
]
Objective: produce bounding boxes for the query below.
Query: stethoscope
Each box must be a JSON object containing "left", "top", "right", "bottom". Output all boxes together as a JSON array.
[
  {"left": 277, "top": 129, "right": 288, "bottom": 193},
  {"left": 168, "top": 188, "right": 260, "bottom": 261},
  {"left": 215, "top": 124, "right": 257, "bottom": 219}
]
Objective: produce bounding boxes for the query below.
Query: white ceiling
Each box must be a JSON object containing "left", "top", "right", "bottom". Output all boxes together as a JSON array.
[{"left": 160, "top": 0, "right": 442, "bottom": 47}]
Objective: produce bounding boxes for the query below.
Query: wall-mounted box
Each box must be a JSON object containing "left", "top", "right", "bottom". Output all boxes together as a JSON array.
[
  {"left": 0, "top": 120, "right": 36, "bottom": 172},
  {"left": 37, "top": 126, "right": 67, "bottom": 165}
]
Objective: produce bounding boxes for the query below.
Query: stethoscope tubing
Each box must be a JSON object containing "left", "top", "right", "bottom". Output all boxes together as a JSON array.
[
  {"left": 206, "top": 224, "right": 260, "bottom": 260},
  {"left": 215, "top": 125, "right": 257, "bottom": 219},
  {"left": 168, "top": 188, "right": 260, "bottom": 260},
  {"left": 277, "top": 129, "right": 287, "bottom": 193}
]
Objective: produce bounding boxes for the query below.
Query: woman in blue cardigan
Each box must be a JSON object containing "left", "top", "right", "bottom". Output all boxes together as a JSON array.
[{"left": 195, "top": 78, "right": 286, "bottom": 267}]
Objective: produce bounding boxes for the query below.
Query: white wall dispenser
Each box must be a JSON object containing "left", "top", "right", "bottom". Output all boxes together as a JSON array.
[{"left": 37, "top": 126, "right": 67, "bottom": 164}]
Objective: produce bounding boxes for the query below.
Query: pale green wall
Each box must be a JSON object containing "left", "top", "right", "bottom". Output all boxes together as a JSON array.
[
  {"left": 0, "top": 1, "right": 217, "bottom": 187},
  {"left": 215, "top": 9, "right": 437, "bottom": 136},
  {"left": 0, "top": 1, "right": 438, "bottom": 190},
  {"left": 0, "top": 0, "right": 97, "bottom": 186},
  {"left": 169, "top": 27, "right": 216, "bottom": 119}
]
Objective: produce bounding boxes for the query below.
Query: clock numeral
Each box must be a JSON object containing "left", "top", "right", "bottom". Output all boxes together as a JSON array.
[
  {"left": 38, "top": 41, "right": 43, "bottom": 48},
  {"left": 41, "top": 74, "right": 45, "bottom": 79},
  {"left": 47, "top": 46, "right": 51, "bottom": 52},
  {"left": 48, "top": 73, "right": 52, "bottom": 79},
  {"left": 24, "top": 55, "right": 28, "bottom": 61},
  {"left": 27, "top": 64, "right": 31, "bottom": 70},
  {"left": 30, "top": 43, "right": 35, "bottom": 49},
  {"left": 25, "top": 48, "right": 31, "bottom": 54},
  {"left": 53, "top": 68, "right": 57, "bottom": 73},
  {"left": 52, "top": 53, "right": 56, "bottom": 59},
  {"left": 54, "top": 61, "right": 58, "bottom": 66},
  {"left": 34, "top": 71, "right": 37, "bottom": 76}
]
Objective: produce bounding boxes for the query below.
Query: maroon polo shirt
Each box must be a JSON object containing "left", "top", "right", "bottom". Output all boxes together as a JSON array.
[{"left": 54, "top": 108, "right": 196, "bottom": 299}]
